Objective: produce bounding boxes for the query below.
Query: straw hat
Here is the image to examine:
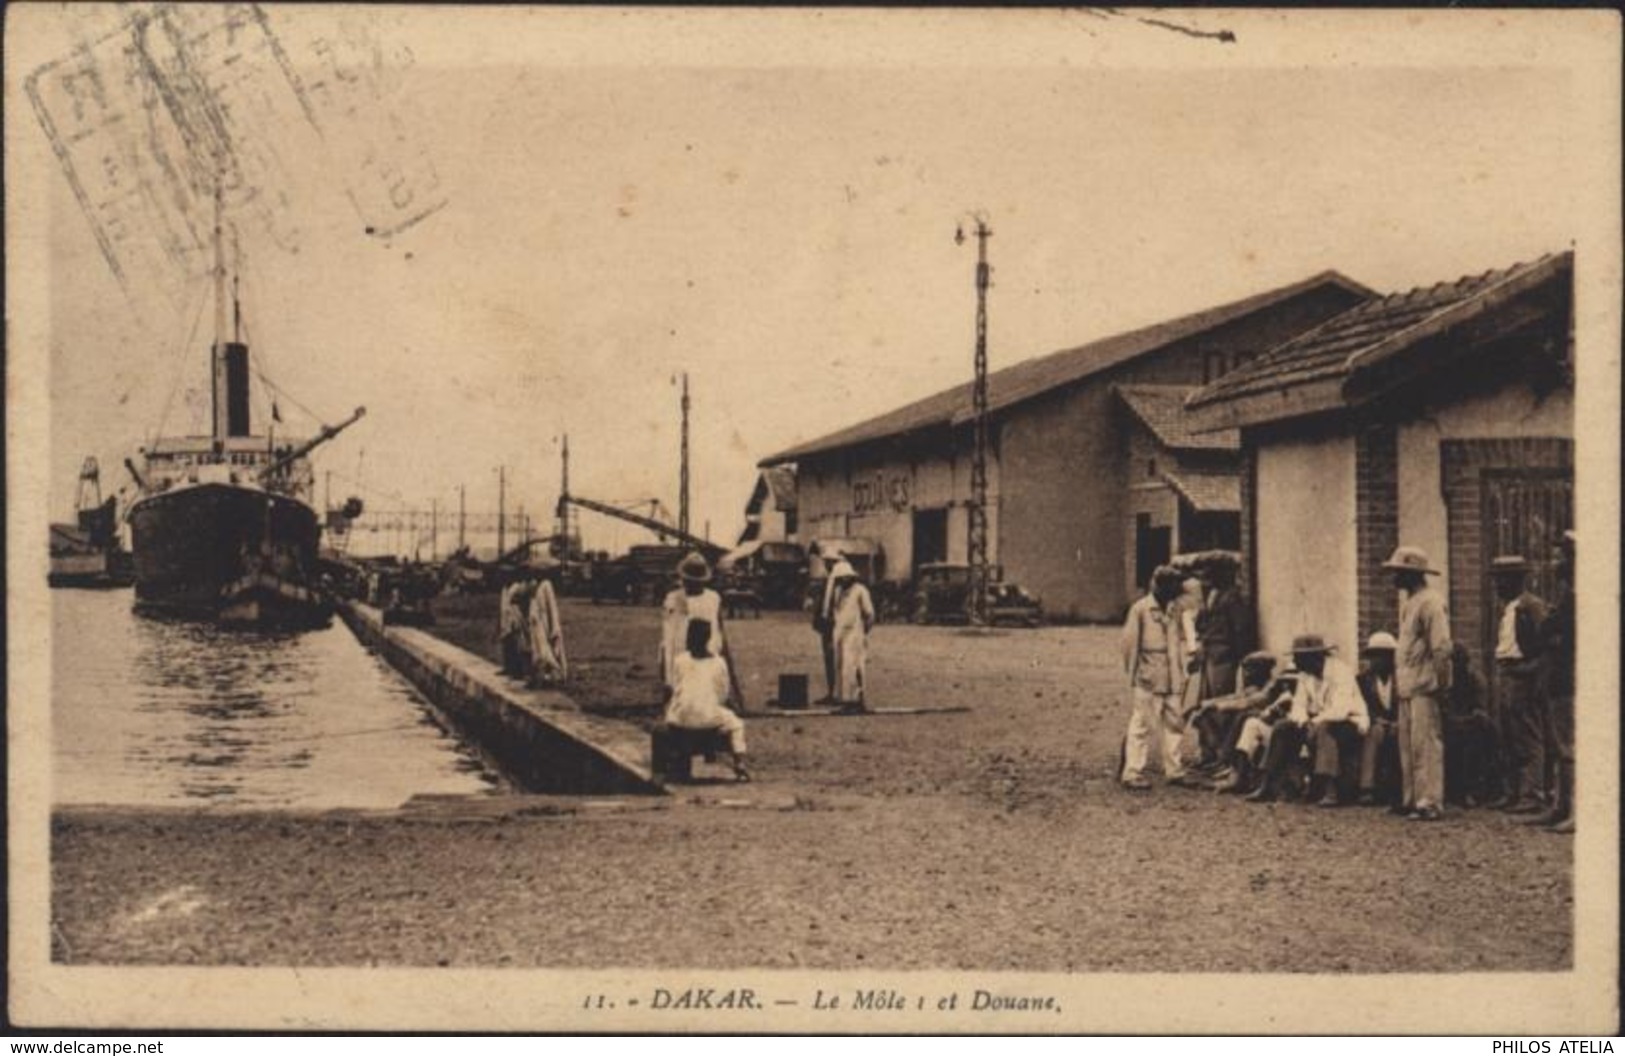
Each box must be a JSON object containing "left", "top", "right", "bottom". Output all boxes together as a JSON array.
[
  {"left": 1239, "top": 651, "right": 1278, "bottom": 679},
  {"left": 1289, "top": 633, "right": 1335, "bottom": 655},
  {"left": 1490, "top": 555, "right": 1530, "bottom": 575},
  {"left": 677, "top": 552, "right": 712, "bottom": 583},
  {"left": 1381, "top": 546, "right": 1441, "bottom": 575},
  {"left": 829, "top": 560, "right": 857, "bottom": 581}
]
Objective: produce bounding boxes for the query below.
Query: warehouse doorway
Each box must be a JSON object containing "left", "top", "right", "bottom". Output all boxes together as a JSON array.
[
  {"left": 1134, "top": 512, "right": 1171, "bottom": 592},
  {"left": 912, "top": 508, "right": 948, "bottom": 576}
]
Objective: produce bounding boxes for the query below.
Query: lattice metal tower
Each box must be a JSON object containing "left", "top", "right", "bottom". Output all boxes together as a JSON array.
[
  {"left": 957, "top": 215, "right": 993, "bottom": 625},
  {"left": 554, "top": 434, "right": 580, "bottom": 557},
  {"left": 679, "top": 372, "right": 691, "bottom": 537}
]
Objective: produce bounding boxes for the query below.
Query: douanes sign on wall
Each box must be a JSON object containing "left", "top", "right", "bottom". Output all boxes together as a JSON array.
[{"left": 853, "top": 471, "right": 911, "bottom": 513}]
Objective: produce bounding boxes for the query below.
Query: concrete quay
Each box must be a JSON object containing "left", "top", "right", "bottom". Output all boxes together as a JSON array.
[{"left": 338, "top": 602, "right": 663, "bottom": 796}]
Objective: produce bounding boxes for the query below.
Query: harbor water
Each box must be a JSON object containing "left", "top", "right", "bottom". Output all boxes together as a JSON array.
[{"left": 52, "top": 589, "right": 497, "bottom": 809}]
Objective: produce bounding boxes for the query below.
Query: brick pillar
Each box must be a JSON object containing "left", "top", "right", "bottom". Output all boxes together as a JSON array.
[{"left": 1355, "top": 424, "right": 1400, "bottom": 645}]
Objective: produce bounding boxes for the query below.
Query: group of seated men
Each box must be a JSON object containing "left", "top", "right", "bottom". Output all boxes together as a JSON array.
[
  {"left": 1122, "top": 535, "right": 1575, "bottom": 831},
  {"left": 1196, "top": 632, "right": 1399, "bottom": 806}
]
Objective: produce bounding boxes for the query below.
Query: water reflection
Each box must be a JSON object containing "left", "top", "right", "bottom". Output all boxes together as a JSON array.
[{"left": 53, "top": 590, "right": 496, "bottom": 809}]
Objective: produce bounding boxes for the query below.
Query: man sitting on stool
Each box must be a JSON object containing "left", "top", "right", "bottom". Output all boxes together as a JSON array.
[
  {"left": 663, "top": 617, "right": 750, "bottom": 782},
  {"left": 1247, "top": 634, "right": 1368, "bottom": 806}
]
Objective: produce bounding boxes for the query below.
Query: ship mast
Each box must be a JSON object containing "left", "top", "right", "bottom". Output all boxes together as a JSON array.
[{"left": 211, "top": 180, "right": 229, "bottom": 444}]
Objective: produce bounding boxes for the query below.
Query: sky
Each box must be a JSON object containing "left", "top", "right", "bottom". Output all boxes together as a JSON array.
[{"left": 23, "top": 5, "right": 1615, "bottom": 557}]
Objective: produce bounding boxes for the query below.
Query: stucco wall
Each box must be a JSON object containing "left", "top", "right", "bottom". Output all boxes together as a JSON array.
[
  {"left": 1255, "top": 433, "right": 1358, "bottom": 654},
  {"left": 1395, "top": 384, "right": 1574, "bottom": 604},
  {"left": 795, "top": 441, "right": 1001, "bottom": 581},
  {"left": 1002, "top": 377, "right": 1172, "bottom": 621}
]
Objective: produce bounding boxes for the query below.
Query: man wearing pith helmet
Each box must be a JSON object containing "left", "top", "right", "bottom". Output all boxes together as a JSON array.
[
  {"left": 1355, "top": 631, "right": 1401, "bottom": 807},
  {"left": 659, "top": 552, "right": 727, "bottom": 698},
  {"left": 1383, "top": 545, "right": 1452, "bottom": 821}
]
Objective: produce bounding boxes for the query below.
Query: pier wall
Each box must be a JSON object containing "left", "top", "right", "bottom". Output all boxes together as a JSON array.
[{"left": 339, "top": 603, "right": 663, "bottom": 796}]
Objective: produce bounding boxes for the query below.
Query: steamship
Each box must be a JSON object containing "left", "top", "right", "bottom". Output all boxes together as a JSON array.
[{"left": 126, "top": 201, "right": 364, "bottom": 628}]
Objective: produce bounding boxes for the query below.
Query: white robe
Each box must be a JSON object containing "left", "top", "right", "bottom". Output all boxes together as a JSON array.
[
  {"left": 499, "top": 583, "right": 521, "bottom": 638},
  {"left": 526, "top": 580, "right": 568, "bottom": 683},
  {"left": 659, "top": 587, "right": 725, "bottom": 689},
  {"left": 830, "top": 581, "right": 874, "bottom": 703}
]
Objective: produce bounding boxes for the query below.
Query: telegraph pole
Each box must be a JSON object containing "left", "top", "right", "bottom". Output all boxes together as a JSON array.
[
  {"left": 555, "top": 433, "right": 575, "bottom": 559},
  {"left": 430, "top": 498, "right": 439, "bottom": 560},
  {"left": 957, "top": 214, "right": 993, "bottom": 625},
  {"left": 458, "top": 485, "right": 466, "bottom": 550},
  {"left": 561, "top": 434, "right": 571, "bottom": 500},
  {"left": 679, "top": 373, "right": 691, "bottom": 538},
  {"left": 497, "top": 465, "right": 507, "bottom": 557}
]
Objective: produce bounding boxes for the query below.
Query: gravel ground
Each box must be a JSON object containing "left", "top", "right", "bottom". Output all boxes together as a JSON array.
[{"left": 52, "top": 596, "right": 1573, "bottom": 970}]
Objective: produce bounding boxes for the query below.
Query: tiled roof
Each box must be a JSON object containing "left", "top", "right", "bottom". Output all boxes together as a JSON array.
[
  {"left": 1162, "top": 468, "right": 1240, "bottom": 513},
  {"left": 1115, "top": 384, "right": 1239, "bottom": 451},
  {"left": 760, "top": 270, "right": 1371, "bottom": 465},
  {"left": 1187, "top": 253, "right": 1571, "bottom": 412}
]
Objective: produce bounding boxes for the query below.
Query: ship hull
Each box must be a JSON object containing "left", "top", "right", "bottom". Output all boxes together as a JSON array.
[{"left": 128, "top": 483, "right": 325, "bottom": 625}]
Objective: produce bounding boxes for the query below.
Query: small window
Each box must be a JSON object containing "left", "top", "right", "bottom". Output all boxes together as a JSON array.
[{"left": 1147, "top": 458, "right": 1158, "bottom": 479}]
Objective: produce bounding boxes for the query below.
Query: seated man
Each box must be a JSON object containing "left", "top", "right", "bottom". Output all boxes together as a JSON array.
[
  {"left": 1443, "top": 642, "right": 1497, "bottom": 808},
  {"left": 663, "top": 617, "right": 750, "bottom": 782},
  {"left": 1199, "top": 651, "right": 1280, "bottom": 793},
  {"left": 1247, "top": 634, "right": 1368, "bottom": 806},
  {"left": 1355, "top": 631, "right": 1402, "bottom": 807}
]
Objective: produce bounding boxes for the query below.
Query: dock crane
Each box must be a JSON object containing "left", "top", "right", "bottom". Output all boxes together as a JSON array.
[
  {"left": 555, "top": 492, "right": 726, "bottom": 562},
  {"left": 552, "top": 430, "right": 726, "bottom": 561}
]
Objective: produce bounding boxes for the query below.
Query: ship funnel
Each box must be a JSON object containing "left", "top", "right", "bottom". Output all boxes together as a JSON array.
[{"left": 214, "top": 341, "right": 251, "bottom": 438}]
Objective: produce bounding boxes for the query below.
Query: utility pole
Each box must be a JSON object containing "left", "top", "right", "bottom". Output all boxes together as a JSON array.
[
  {"left": 430, "top": 498, "right": 439, "bottom": 560},
  {"left": 679, "top": 372, "right": 691, "bottom": 538},
  {"left": 558, "top": 433, "right": 573, "bottom": 556},
  {"left": 458, "top": 485, "right": 466, "bottom": 551},
  {"left": 957, "top": 213, "right": 993, "bottom": 626},
  {"left": 561, "top": 433, "right": 571, "bottom": 501},
  {"left": 497, "top": 465, "right": 507, "bottom": 558}
]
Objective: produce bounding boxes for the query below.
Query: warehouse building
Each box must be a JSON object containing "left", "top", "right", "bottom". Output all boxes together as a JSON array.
[
  {"left": 1185, "top": 252, "right": 1574, "bottom": 677},
  {"left": 759, "top": 270, "right": 1371, "bottom": 620}
]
